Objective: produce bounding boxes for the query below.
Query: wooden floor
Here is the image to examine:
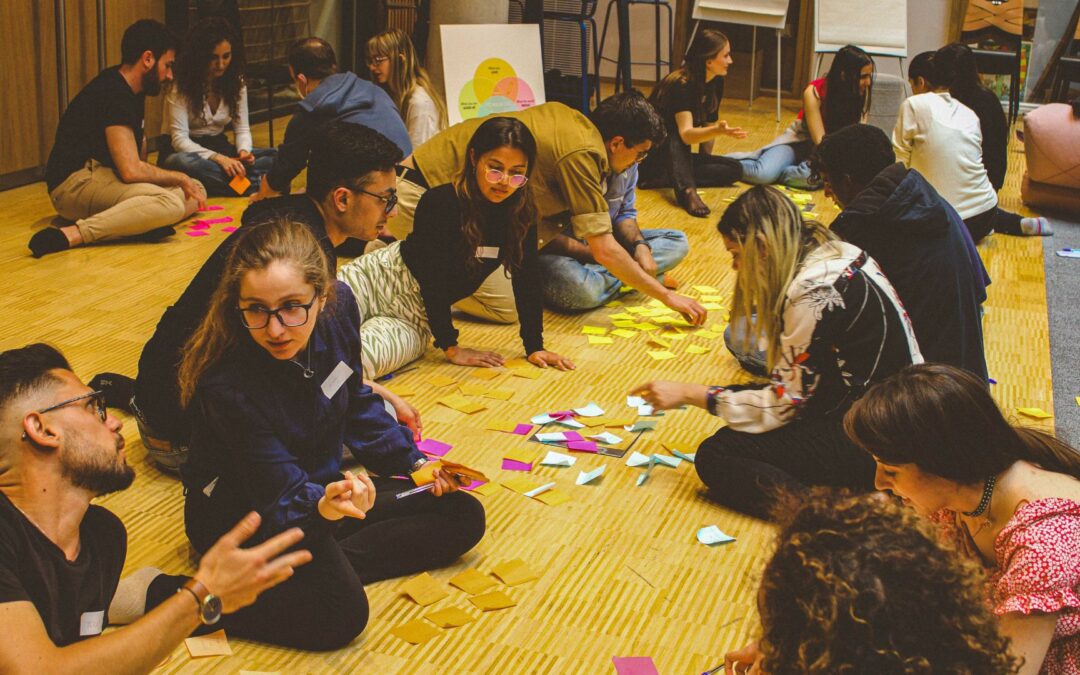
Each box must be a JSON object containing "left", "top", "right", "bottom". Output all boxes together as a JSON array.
[{"left": 0, "top": 97, "right": 1053, "bottom": 674}]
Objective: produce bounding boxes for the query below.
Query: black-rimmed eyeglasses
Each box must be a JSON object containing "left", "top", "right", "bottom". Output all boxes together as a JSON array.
[
  {"left": 238, "top": 296, "right": 318, "bottom": 329},
  {"left": 35, "top": 391, "right": 107, "bottom": 422},
  {"left": 355, "top": 187, "right": 398, "bottom": 214}
]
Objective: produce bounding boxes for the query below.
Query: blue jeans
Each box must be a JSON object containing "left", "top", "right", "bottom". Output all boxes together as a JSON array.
[
  {"left": 161, "top": 147, "right": 276, "bottom": 197},
  {"left": 734, "top": 141, "right": 816, "bottom": 188},
  {"left": 724, "top": 314, "right": 768, "bottom": 376},
  {"left": 539, "top": 229, "right": 689, "bottom": 312}
]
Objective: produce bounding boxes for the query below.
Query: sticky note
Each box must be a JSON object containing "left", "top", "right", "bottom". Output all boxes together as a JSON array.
[
  {"left": 576, "top": 466, "right": 605, "bottom": 485},
  {"left": 612, "top": 656, "right": 661, "bottom": 675},
  {"left": 502, "top": 459, "right": 533, "bottom": 472},
  {"left": 647, "top": 336, "right": 671, "bottom": 349},
  {"left": 189, "top": 221, "right": 210, "bottom": 230},
  {"left": 633, "top": 323, "right": 660, "bottom": 332},
  {"left": 487, "top": 419, "right": 519, "bottom": 433},
  {"left": 637, "top": 404, "right": 655, "bottom": 416},
  {"left": 534, "top": 488, "right": 571, "bottom": 506},
  {"left": 589, "top": 431, "right": 622, "bottom": 445},
  {"left": 625, "top": 421, "right": 657, "bottom": 432},
  {"left": 458, "top": 382, "right": 490, "bottom": 396},
  {"left": 605, "top": 418, "right": 636, "bottom": 428},
  {"left": 438, "top": 394, "right": 486, "bottom": 414},
  {"left": 693, "top": 285, "right": 720, "bottom": 294},
  {"left": 400, "top": 572, "right": 449, "bottom": 606},
  {"left": 582, "top": 326, "right": 608, "bottom": 335},
  {"left": 580, "top": 416, "right": 612, "bottom": 427},
  {"left": 425, "top": 606, "right": 476, "bottom": 628},
  {"left": 504, "top": 446, "right": 540, "bottom": 463},
  {"left": 426, "top": 374, "right": 457, "bottom": 387},
  {"left": 697, "top": 525, "right": 736, "bottom": 546},
  {"left": 185, "top": 629, "right": 232, "bottom": 657},
  {"left": 573, "top": 403, "right": 605, "bottom": 417},
  {"left": 503, "top": 358, "right": 531, "bottom": 369},
  {"left": 696, "top": 330, "right": 723, "bottom": 340},
  {"left": 1076, "top": 397, "right": 1080, "bottom": 407},
  {"left": 470, "top": 590, "right": 517, "bottom": 611},
  {"left": 611, "top": 329, "right": 637, "bottom": 339},
  {"left": 652, "top": 453, "right": 682, "bottom": 468},
  {"left": 612, "top": 320, "right": 638, "bottom": 329},
  {"left": 626, "top": 451, "right": 651, "bottom": 467},
  {"left": 625, "top": 306, "right": 649, "bottom": 315},
  {"left": 387, "top": 384, "right": 417, "bottom": 397},
  {"left": 417, "top": 438, "right": 452, "bottom": 457},
  {"left": 501, "top": 476, "right": 542, "bottom": 494},
  {"left": 470, "top": 481, "right": 501, "bottom": 496},
  {"left": 198, "top": 204, "right": 225, "bottom": 211},
  {"left": 523, "top": 481, "right": 556, "bottom": 498},
  {"left": 647, "top": 350, "right": 677, "bottom": 361},
  {"left": 221, "top": 226, "right": 237, "bottom": 232},
  {"left": 492, "top": 559, "right": 540, "bottom": 586},
  {"left": 605, "top": 300, "right": 624, "bottom": 307},
  {"left": 627, "top": 395, "right": 646, "bottom": 407},
  {"left": 540, "top": 450, "right": 576, "bottom": 466},
  {"left": 703, "top": 303, "right": 724, "bottom": 311},
  {"left": 556, "top": 418, "right": 586, "bottom": 428},
  {"left": 511, "top": 423, "right": 534, "bottom": 435},
  {"left": 670, "top": 449, "right": 696, "bottom": 463},
  {"left": 450, "top": 568, "right": 497, "bottom": 595},
  {"left": 483, "top": 388, "right": 515, "bottom": 401},
  {"left": 198, "top": 216, "right": 233, "bottom": 225},
  {"left": 686, "top": 344, "right": 710, "bottom": 354},
  {"left": 1017, "top": 407, "right": 1053, "bottom": 419},
  {"left": 470, "top": 368, "right": 500, "bottom": 380},
  {"left": 661, "top": 331, "right": 687, "bottom": 340},
  {"left": 228, "top": 174, "right": 251, "bottom": 194},
  {"left": 531, "top": 413, "right": 556, "bottom": 425},
  {"left": 588, "top": 336, "right": 614, "bottom": 345},
  {"left": 185, "top": 230, "right": 209, "bottom": 237},
  {"left": 609, "top": 313, "right": 635, "bottom": 320},
  {"left": 512, "top": 367, "right": 542, "bottom": 380},
  {"left": 567, "top": 440, "right": 598, "bottom": 453},
  {"left": 390, "top": 619, "right": 440, "bottom": 644}
]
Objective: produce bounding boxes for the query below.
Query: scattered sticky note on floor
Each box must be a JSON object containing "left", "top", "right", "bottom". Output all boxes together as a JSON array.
[
  {"left": 185, "top": 629, "right": 232, "bottom": 658},
  {"left": 605, "top": 299, "right": 623, "bottom": 307},
  {"left": 198, "top": 204, "right": 225, "bottom": 211},
  {"left": 185, "top": 230, "right": 209, "bottom": 237},
  {"left": 400, "top": 572, "right": 449, "bottom": 606},
  {"left": 484, "top": 388, "right": 515, "bottom": 401},
  {"left": 1076, "top": 396, "right": 1080, "bottom": 407},
  {"left": 450, "top": 568, "right": 497, "bottom": 595},
  {"left": 426, "top": 374, "right": 457, "bottom": 387},
  {"left": 573, "top": 402, "right": 605, "bottom": 417},
  {"left": 627, "top": 395, "right": 645, "bottom": 407},
  {"left": 492, "top": 559, "right": 540, "bottom": 586},
  {"left": 469, "top": 481, "right": 501, "bottom": 496},
  {"left": 697, "top": 525, "right": 736, "bottom": 546},
  {"left": 588, "top": 335, "right": 614, "bottom": 345},
  {"left": 221, "top": 226, "right": 237, "bottom": 233},
  {"left": 228, "top": 174, "right": 251, "bottom": 195},
  {"left": 702, "top": 303, "right": 724, "bottom": 310},
  {"left": 692, "top": 285, "right": 719, "bottom": 294},
  {"left": 387, "top": 383, "right": 417, "bottom": 397},
  {"left": 612, "top": 656, "right": 660, "bottom": 675},
  {"left": 189, "top": 221, "right": 210, "bottom": 230},
  {"left": 647, "top": 350, "right": 677, "bottom": 361},
  {"left": 459, "top": 382, "right": 490, "bottom": 396},
  {"left": 417, "top": 438, "right": 452, "bottom": 457},
  {"left": 613, "top": 320, "right": 638, "bottom": 329},
  {"left": 540, "top": 450, "right": 576, "bottom": 466},
  {"left": 576, "top": 466, "right": 605, "bottom": 485},
  {"left": 471, "top": 368, "right": 501, "bottom": 380},
  {"left": 696, "top": 330, "right": 723, "bottom": 340},
  {"left": 589, "top": 431, "right": 622, "bottom": 445},
  {"left": 504, "top": 446, "right": 540, "bottom": 463},
  {"left": 390, "top": 618, "right": 440, "bottom": 645},
  {"left": 670, "top": 449, "right": 696, "bottom": 463},
  {"left": 1018, "top": 407, "right": 1053, "bottom": 419},
  {"left": 633, "top": 323, "right": 660, "bottom": 332},
  {"left": 438, "top": 394, "right": 486, "bottom": 414},
  {"left": 424, "top": 606, "right": 476, "bottom": 628},
  {"left": 625, "top": 421, "right": 657, "bottom": 432},
  {"left": 647, "top": 336, "right": 671, "bottom": 349},
  {"left": 534, "top": 489, "right": 571, "bottom": 506},
  {"left": 626, "top": 451, "right": 651, "bottom": 467},
  {"left": 686, "top": 344, "right": 710, "bottom": 354},
  {"left": 502, "top": 459, "right": 533, "bottom": 472},
  {"left": 567, "top": 440, "right": 598, "bottom": 453},
  {"left": 501, "top": 476, "right": 542, "bottom": 494},
  {"left": 582, "top": 325, "right": 608, "bottom": 335},
  {"left": 512, "top": 367, "right": 542, "bottom": 379},
  {"left": 609, "top": 312, "right": 635, "bottom": 321},
  {"left": 652, "top": 453, "right": 682, "bottom": 468},
  {"left": 470, "top": 590, "right": 517, "bottom": 611},
  {"left": 611, "top": 329, "right": 637, "bottom": 339}
]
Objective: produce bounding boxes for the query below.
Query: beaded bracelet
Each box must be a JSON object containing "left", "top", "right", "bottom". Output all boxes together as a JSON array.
[{"left": 706, "top": 385, "right": 725, "bottom": 416}]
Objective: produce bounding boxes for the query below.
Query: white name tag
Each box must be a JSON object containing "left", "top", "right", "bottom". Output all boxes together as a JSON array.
[
  {"left": 80, "top": 610, "right": 104, "bottom": 636},
  {"left": 202, "top": 476, "right": 219, "bottom": 497},
  {"left": 476, "top": 246, "right": 500, "bottom": 259},
  {"left": 321, "top": 361, "right": 354, "bottom": 399}
]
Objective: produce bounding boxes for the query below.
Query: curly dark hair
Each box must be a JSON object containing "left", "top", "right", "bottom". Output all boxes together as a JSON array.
[
  {"left": 758, "top": 489, "right": 1020, "bottom": 675},
  {"left": 174, "top": 17, "right": 245, "bottom": 123}
]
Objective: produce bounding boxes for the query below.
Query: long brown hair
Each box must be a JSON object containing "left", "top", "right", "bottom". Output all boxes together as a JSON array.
[
  {"left": 173, "top": 17, "right": 246, "bottom": 123},
  {"left": 452, "top": 116, "right": 538, "bottom": 273},
  {"left": 366, "top": 29, "right": 448, "bottom": 130},
  {"left": 717, "top": 185, "right": 839, "bottom": 371},
  {"left": 845, "top": 363, "right": 1080, "bottom": 484},
  {"left": 177, "top": 220, "right": 335, "bottom": 407},
  {"left": 821, "top": 45, "right": 874, "bottom": 133},
  {"left": 649, "top": 29, "right": 728, "bottom": 121}
]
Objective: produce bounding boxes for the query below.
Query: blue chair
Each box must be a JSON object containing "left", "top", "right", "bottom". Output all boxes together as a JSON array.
[
  {"left": 598, "top": 0, "right": 673, "bottom": 92},
  {"left": 542, "top": 1, "right": 601, "bottom": 113}
]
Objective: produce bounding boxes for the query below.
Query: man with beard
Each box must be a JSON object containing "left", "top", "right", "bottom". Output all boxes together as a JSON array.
[
  {"left": 31, "top": 19, "right": 208, "bottom": 258},
  {"left": 0, "top": 343, "right": 311, "bottom": 672}
]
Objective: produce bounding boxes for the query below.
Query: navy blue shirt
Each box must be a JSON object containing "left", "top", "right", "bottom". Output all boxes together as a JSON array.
[{"left": 182, "top": 282, "right": 423, "bottom": 542}]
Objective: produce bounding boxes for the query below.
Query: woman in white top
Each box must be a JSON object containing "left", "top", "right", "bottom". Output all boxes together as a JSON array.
[
  {"left": 366, "top": 29, "right": 448, "bottom": 148},
  {"left": 159, "top": 17, "right": 275, "bottom": 197}
]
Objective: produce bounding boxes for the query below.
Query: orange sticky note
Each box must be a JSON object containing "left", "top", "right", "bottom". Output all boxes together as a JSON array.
[
  {"left": 184, "top": 629, "right": 232, "bottom": 657},
  {"left": 483, "top": 388, "right": 515, "bottom": 401},
  {"left": 390, "top": 619, "right": 440, "bottom": 644},
  {"left": 426, "top": 374, "right": 457, "bottom": 387},
  {"left": 387, "top": 384, "right": 417, "bottom": 397},
  {"left": 228, "top": 174, "right": 251, "bottom": 195},
  {"left": 1017, "top": 407, "right": 1053, "bottom": 419},
  {"left": 504, "top": 447, "right": 539, "bottom": 464},
  {"left": 511, "top": 367, "right": 542, "bottom": 380},
  {"left": 492, "top": 559, "right": 540, "bottom": 586},
  {"left": 471, "top": 481, "right": 501, "bottom": 496},
  {"left": 503, "top": 358, "right": 531, "bottom": 369},
  {"left": 438, "top": 394, "right": 486, "bottom": 414},
  {"left": 458, "top": 382, "right": 490, "bottom": 396},
  {"left": 424, "top": 606, "right": 476, "bottom": 628},
  {"left": 400, "top": 572, "right": 449, "bottom": 606},
  {"left": 469, "top": 590, "right": 517, "bottom": 611},
  {"left": 450, "top": 568, "right": 497, "bottom": 595}
]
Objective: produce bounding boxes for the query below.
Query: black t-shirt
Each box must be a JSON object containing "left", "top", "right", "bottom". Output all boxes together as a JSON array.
[
  {"left": 652, "top": 75, "right": 724, "bottom": 132},
  {"left": 45, "top": 67, "right": 145, "bottom": 192},
  {"left": 0, "top": 493, "right": 127, "bottom": 647},
  {"left": 960, "top": 87, "right": 1008, "bottom": 192}
]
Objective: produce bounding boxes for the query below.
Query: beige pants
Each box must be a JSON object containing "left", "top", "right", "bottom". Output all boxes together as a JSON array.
[{"left": 49, "top": 160, "right": 199, "bottom": 243}]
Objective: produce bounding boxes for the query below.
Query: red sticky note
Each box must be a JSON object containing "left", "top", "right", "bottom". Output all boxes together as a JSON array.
[
  {"left": 185, "top": 230, "right": 209, "bottom": 237},
  {"left": 501, "top": 459, "right": 533, "bottom": 472},
  {"left": 417, "top": 439, "right": 452, "bottom": 457},
  {"left": 567, "top": 441, "right": 598, "bottom": 453},
  {"left": 612, "top": 656, "right": 660, "bottom": 675},
  {"left": 221, "top": 226, "right": 237, "bottom": 233}
]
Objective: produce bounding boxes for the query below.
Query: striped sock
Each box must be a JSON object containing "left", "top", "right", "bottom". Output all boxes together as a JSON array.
[{"left": 1020, "top": 217, "right": 1053, "bottom": 236}]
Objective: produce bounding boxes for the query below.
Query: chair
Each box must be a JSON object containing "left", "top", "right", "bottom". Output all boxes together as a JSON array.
[
  {"left": 1051, "top": 19, "right": 1080, "bottom": 102},
  {"left": 962, "top": 0, "right": 1023, "bottom": 124},
  {"left": 541, "top": 0, "right": 600, "bottom": 113},
  {"left": 597, "top": 0, "right": 674, "bottom": 92}
]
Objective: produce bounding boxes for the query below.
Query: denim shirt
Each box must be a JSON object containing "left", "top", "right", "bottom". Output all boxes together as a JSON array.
[
  {"left": 605, "top": 163, "right": 639, "bottom": 225},
  {"left": 183, "top": 282, "right": 423, "bottom": 542}
]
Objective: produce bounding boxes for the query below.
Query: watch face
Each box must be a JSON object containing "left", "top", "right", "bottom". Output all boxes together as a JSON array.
[{"left": 200, "top": 594, "right": 223, "bottom": 625}]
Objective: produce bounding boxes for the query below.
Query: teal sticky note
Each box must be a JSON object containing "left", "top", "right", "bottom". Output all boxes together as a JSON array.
[
  {"left": 697, "top": 525, "right": 736, "bottom": 546},
  {"left": 625, "top": 451, "right": 651, "bottom": 467},
  {"left": 624, "top": 421, "right": 657, "bottom": 433},
  {"left": 652, "top": 454, "right": 682, "bottom": 469},
  {"left": 670, "top": 449, "right": 696, "bottom": 463}
]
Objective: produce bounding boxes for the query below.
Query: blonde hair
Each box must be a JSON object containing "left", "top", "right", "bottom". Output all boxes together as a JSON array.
[
  {"left": 366, "top": 29, "right": 448, "bottom": 131},
  {"left": 177, "top": 220, "right": 335, "bottom": 407},
  {"left": 717, "top": 186, "right": 839, "bottom": 371}
]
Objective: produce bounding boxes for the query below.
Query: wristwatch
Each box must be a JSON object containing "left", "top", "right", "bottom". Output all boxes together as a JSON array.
[
  {"left": 632, "top": 239, "right": 651, "bottom": 251},
  {"left": 411, "top": 457, "right": 429, "bottom": 472},
  {"left": 179, "top": 578, "right": 223, "bottom": 625}
]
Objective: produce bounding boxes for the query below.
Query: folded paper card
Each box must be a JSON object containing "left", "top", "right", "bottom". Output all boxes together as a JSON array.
[
  {"left": 424, "top": 606, "right": 476, "bottom": 628},
  {"left": 576, "top": 466, "right": 605, "bottom": 485},
  {"left": 523, "top": 482, "right": 556, "bottom": 498},
  {"left": 492, "top": 559, "right": 540, "bottom": 585},
  {"left": 697, "top": 525, "right": 736, "bottom": 546},
  {"left": 540, "top": 450, "right": 576, "bottom": 467},
  {"left": 469, "top": 590, "right": 516, "bottom": 611},
  {"left": 400, "top": 572, "right": 449, "bottom": 606}
]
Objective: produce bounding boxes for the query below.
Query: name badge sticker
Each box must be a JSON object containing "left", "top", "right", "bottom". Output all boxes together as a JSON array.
[
  {"left": 80, "top": 610, "right": 104, "bottom": 636},
  {"left": 476, "top": 246, "right": 500, "bottom": 259},
  {"left": 321, "top": 361, "right": 354, "bottom": 399}
]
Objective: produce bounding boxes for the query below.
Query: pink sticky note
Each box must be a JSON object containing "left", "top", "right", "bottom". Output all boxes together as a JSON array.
[
  {"left": 198, "top": 205, "right": 225, "bottom": 211},
  {"left": 567, "top": 441, "right": 598, "bottom": 453},
  {"left": 417, "top": 439, "right": 452, "bottom": 457},
  {"left": 512, "top": 423, "right": 533, "bottom": 436},
  {"left": 185, "top": 230, "right": 209, "bottom": 237},
  {"left": 501, "top": 459, "right": 533, "bottom": 472},
  {"left": 198, "top": 216, "right": 233, "bottom": 225},
  {"left": 551, "top": 410, "right": 575, "bottom": 419},
  {"left": 189, "top": 221, "right": 211, "bottom": 230},
  {"left": 461, "top": 479, "right": 484, "bottom": 491},
  {"left": 612, "top": 657, "right": 659, "bottom": 675},
  {"left": 563, "top": 431, "right": 583, "bottom": 442},
  {"left": 221, "top": 226, "right": 237, "bottom": 233}
]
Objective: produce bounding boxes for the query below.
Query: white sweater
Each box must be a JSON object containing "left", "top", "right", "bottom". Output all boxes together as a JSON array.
[
  {"left": 892, "top": 91, "right": 997, "bottom": 220},
  {"left": 405, "top": 86, "right": 443, "bottom": 148},
  {"left": 165, "top": 86, "right": 252, "bottom": 158}
]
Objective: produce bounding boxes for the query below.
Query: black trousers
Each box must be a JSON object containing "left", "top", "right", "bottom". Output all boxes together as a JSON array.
[
  {"left": 147, "top": 477, "right": 486, "bottom": 651},
  {"left": 133, "top": 309, "right": 190, "bottom": 446},
  {"left": 964, "top": 205, "right": 1024, "bottom": 243},
  {"left": 639, "top": 136, "right": 741, "bottom": 193},
  {"left": 694, "top": 410, "right": 876, "bottom": 521}
]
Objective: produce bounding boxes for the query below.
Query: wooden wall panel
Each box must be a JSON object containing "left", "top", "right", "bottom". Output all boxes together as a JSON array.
[
  {"left": 104, "top": 1, "right": 168, "bottom": 139},
  {"left": 0, "top": 1, "right": 59, "bottom": 176}
]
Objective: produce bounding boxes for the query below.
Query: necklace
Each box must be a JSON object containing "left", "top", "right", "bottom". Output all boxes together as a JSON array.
[
  {"left": 962, "top": 474, "right": 997, "bottom": 518},
  {"left": 292, "top": 341, "right": 315, "bottom": 379}
]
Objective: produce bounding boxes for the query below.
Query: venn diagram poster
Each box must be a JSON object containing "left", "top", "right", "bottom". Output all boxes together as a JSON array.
[{"left": 441, "top": 24, "right": 546, "bottom": 125}]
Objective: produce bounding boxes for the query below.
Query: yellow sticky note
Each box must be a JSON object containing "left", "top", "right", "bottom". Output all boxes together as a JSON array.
[
  {"left": 647, "top": 336, "right": 671, "bottom": 349},
  {"left": 701, "top": 295, "right": 725, "bottom": 302},
  {"left": 185, "top": 629, "right": 232, "bottom": 658},
  {"left": 647, "top": 299, "right": 668, "bottom": 308},
  {"left": 228, "top": 174, "right": 251, "bottom": 195},
  {"left": 400, "top": 572, "right": 449, "bottom": 606},
  {"left": 504, "top": 446, "right": 539, "bottom": 464},
  {"left": 426, "top": 374, "right": 457, "bottom": 387},
  {"left": 633, "top": 323, "right": 660, "bottom": 332},
  {"left": 580, "top": 416, "right": 611, "bottom": 427},
  {"left": 611, "top": 329, "right": 637, "bottom": 339},
  {"left": 438, "top": 394, "right": 486, "bottom": 414},
  {"left": 492, "top": 559, "right": 540, "bottom": 586},
  {"left": 604, "top": 299, "right": 624, "bottom": 307},
  {"left": 625, "top": 306, "right": 649, "bottom": 315},
  {"left": 619, "top": 285, "right": 635, "bottom": 294},
  {"left": 605, "top": 417, "right": 635, "bottom": 427},
  {"left": 471, "top": 481, "right": 501, "bottom": 496},
  {"left": 386, "top": 384, "right": 417, "bottom": 397},
  {"left": 1017, "top": 407, "right": 1053, "bottom": 419},
  {"left": 469, "top": 590, "right": 517, "bottom": 611},
  {"left": 612, "top": 320, "right": 638, "bottom": 329},
  {"left": 588, "top": 335, "right": 614, "bottom": 345},
  {"left": 471, "top": 368, "right": 501, "bottom": 380},
  {"left": 458, "top": 382, "right": 490, "bottom": 396},
  {"left": 503, "top": 358, "right": 531, "bottom": 369},
  {"left": 686, "top": 344, "right": 710, "bottom": 354},
  {"left": 483, "top": 388, "right": 515, "bottom": 401},
  {"left": 693, "top": 285, "right": 720, "bottom": 294},
  {"left": 662, "top": 332, "right": 687, "bottom": 341},
  {"left": 703, "top": 303, "right": 724, "bottom": 311},
  {"left": 647, "top": 350, "right": 677, "bottom": 361},
  {"left": 1076, "top": 396, "right": 1080, "bottom": 407},
  {"left": 533, "top": 489, "right": 571, "bottom": 506},
  {"left": 609, "top": 313, "right": 635, "bottom": 321},
  {"left": 390, "top": 619, "right": 441, "bottom": 644},
  {"left": 449, "top": 568, "right": 497, "bottom": 595},
  {"left": 582, "top": 326, "right": 608, "bottom": 335},
  {"left": 511, "top": 367, "right": 542, "bottom": 380},
  {"left": 425, "top": 606, "right": 476, "bottom": 628},
  {"left": 696, "top": 330, "right": 723, "bottom": 340},
  {"left": 501, "top": 476, "right": 541, "bottom": 494}
]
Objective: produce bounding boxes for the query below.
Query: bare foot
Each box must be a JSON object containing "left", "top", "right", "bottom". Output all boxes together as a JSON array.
[{"left": 678, "top": 188, "right": 710, "bottom": 218}]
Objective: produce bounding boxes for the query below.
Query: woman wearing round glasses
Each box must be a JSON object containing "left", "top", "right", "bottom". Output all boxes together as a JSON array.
[
  {"left": 171, "top": 220, "right": 486, "bottom": 650},
  {"left": 338, "top": 116, "right": 574, "bottom": 378}
]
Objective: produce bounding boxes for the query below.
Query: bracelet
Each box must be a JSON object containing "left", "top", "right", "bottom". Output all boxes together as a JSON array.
[
  {"left": 632, "top": 239, "right": 651, "bottom": 251},
  {"left": 411, "top": 457, "right": 429, "bottom": 472},
  {"left": 706, "top": 385, "right": 725, "bottom": 416}
]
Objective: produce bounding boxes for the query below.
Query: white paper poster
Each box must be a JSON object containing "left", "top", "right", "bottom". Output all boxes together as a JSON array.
[{"left": 441, "top": 24, "right": 546, "bottom": 125}]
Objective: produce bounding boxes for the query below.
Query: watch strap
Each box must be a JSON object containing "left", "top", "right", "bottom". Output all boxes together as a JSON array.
[{"left": 632, "top": 239, "right": 650, "bottom": 250}]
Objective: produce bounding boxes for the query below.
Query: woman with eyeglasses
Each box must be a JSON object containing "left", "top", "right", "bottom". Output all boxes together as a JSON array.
[
  {"left": 337, "top": 116, "right": 574, "bottom": 378},
  {"left": 170, "top": 219, "right": 486, "bottom": 650},
  {"left": 366, "top": 29, "right": 447, "bottom": 148}
]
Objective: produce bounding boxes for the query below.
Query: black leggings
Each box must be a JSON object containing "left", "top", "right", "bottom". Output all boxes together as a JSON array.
[
  {"left": 147, "top": 477, "right": 486, "bottom": 651},
  {"left": 694, "top": 410, "right": 876, "bottom": 520},
  {"left": 640, "top": 136, "right": 741, "bottom": 193},
  {"left": 964, "top": 206, "right": 1025, "bottom": 243}
]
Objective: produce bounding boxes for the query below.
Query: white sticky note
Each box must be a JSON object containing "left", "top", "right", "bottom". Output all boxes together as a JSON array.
[
  {"left": 697, "top": 525, "right": 736, "bottom": 546},
  {"left": 540, "top": 450, "right": 576, "bottom": 467},
  {"left": 627, "top": 395, "right": 645, "bottom": 408},
  {"left": 626, "top": 451, "right": 651, "bottom": 467},
  {"left": 80, "top": 610, "right": 104, "bottom": 636},
  {"left": 476, "top": 246, "right": 501, "bottom": 258},
  {"left": 556, "top": 418, "right": 585, "bottom": 429},
  {"left": 652, "top": 454, "right": 682, "bottom": 469},
  {"left": 576, "top": 466, "right": 605, "bottom": 485},
  {"left": 589, "top": 431, "right": 622, "bottom": 445},
  {"left": 573, "top": 402, "right": 606, "bottom": 417},
  {"left": 537, "top": 432, "right": 567, "bottom": 442},
  {"left": 637, "top": 404, "right": 655, "bottom": 416},
  {"left": 523, "top": 482, "right": 556, "bottom": 498},
  {"left": 531, "top": 413, "right": 556, "bottom": 425},
  {"left": 321, "top": 361, "right": 353, "bottom": 399}
]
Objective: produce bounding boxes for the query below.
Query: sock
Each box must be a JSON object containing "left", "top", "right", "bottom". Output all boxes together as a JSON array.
[
  {"left": 108, "top": 567, "right": 163, "bottom": 625},
  {"left": 1020, "top": 217, "right": 1053, "bottom": 236},
  {"left": 89, "top": 373, "right": 135, "bottom": 411},
  {"left": 28, "top": 228, "right": 70, "bottom": 258}
]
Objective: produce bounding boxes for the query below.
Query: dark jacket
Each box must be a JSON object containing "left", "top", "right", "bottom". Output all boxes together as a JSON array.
[
  {"left": 831, "top": 163, "right": 990, "bottom": 381},
  {"left": 265, "top": 72, "right": 412, "bottom": 192}
]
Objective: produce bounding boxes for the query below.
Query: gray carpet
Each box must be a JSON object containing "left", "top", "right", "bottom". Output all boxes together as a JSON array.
[{"left": 1042, "top": 218, "right": 1080, "bottom": 445}]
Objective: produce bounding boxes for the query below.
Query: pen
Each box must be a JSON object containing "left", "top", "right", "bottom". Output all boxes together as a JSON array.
[
  {"left": 395, "top": 483, "right": 435, "bottom": 499},
  {"left": 701, "top": 664, "right": 725, "bottom": 675}
]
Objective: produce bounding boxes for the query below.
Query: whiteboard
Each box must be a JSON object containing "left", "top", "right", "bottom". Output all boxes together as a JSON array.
[
  {"left": 441, "top": 24, "right": 546, "bottom": 126},
  {"left": 815, "top": 0, "right": 907, "bottom": 57},
  {"left": 691, "top": 0, "right": 789, "bottom": 29}
]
